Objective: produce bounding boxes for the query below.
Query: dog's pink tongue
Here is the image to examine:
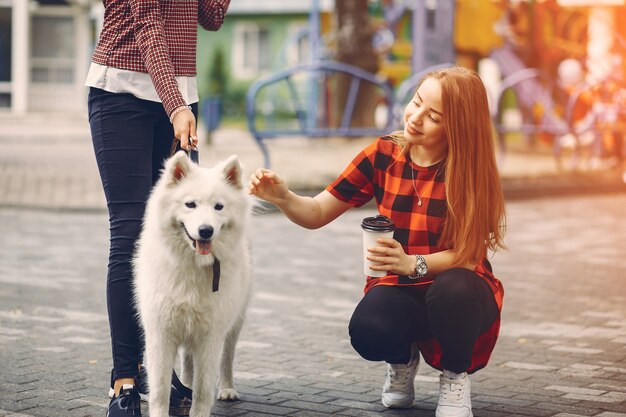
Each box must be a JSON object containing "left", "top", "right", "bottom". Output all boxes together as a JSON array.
[{"left": 195, "top": 240, "right": 212, "bottom": 255}]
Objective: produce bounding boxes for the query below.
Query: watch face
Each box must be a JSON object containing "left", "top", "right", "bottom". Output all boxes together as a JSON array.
[
  {"left": 415, "top": 255, "right": 427, "bottom": 277},
  {"left": 409, "top": 255, "right": 427, "bottom": 279}
]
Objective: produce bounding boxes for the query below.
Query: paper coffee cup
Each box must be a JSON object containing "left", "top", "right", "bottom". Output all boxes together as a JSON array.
[{"left": 361, "top": 215, "right": 394, "bottom": 277}]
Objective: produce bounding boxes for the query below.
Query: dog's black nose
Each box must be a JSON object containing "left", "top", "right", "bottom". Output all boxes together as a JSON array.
[{"left": 198, "top": 225, "right": 214, "bottom": 240}]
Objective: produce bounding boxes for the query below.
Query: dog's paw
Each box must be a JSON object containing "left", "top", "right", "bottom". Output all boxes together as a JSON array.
[{"left": 216, "top": 388, "right": 240, "bottom": 401}]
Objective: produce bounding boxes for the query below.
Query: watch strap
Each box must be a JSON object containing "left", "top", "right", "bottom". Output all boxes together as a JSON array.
[{"left": 408, "top": 254, "right": 427, "bottom": 279}]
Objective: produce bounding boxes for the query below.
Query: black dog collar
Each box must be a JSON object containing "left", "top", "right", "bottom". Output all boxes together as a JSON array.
[{"left": 212, "top": 258, "right": 220, "bottom": 292}]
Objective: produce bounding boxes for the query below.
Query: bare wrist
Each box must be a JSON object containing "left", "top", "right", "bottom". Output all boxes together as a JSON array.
[
  {"left": 405, "top": 254, "right": 415, "bottom": 276},
  {"left": 169, "top": 105, "right": 191, "bottom": 124},
  {"left": 274, "top": 190, "right": 294, "bottom": 209}
]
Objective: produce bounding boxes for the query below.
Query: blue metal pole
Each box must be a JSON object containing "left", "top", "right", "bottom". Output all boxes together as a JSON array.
[
  {"left": 412, "top": 0, "right": 425, "bottom": 73},
  {"left": 308, "top": 0, "right": 321, "bottom": 133},
  {"left": 310, "top": 0, "right": 320, "bottom": 63}
]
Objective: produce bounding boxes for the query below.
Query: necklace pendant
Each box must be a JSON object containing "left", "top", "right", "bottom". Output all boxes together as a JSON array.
[{"left": 417, "top": 198, "right": 423, "bottom": 207}]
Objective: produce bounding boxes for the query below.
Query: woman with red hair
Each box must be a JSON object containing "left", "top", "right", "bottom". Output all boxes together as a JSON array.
[{"left": 249, "top": 66, "right": 506, "bottom": 417}]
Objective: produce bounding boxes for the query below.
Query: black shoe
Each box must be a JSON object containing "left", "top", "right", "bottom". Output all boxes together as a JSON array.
[
  {"left": 106, "top": 384, "right": 141, "bottom": 417},
  {"left": 169, "top": 371, "right": 192, "bottom": 417},
  {"left": 109, "top": 368, "right": 148, "bottom": 402}
]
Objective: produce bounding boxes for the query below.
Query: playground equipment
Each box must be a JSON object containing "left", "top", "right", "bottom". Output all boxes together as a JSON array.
[
  {"left": 491, "top": 41, "right": 625, "bottom": 171},
  {"left": 564, "top": 79, "right": 626, "bottom": 170},
  {"left": 246, "top": 0, "right": 456, "bottom": 167},
  {"left": 246, "top": 61, "right": 396, "bottom": 168},
  {"left": 488, "top": 2, "right": 626, "bottom": 171},
  {"left": 490, "top": 47, "right": 588, "bottom": 170},
  {"left": 490, "top": 47, "right": 569, "bottom": 161}
]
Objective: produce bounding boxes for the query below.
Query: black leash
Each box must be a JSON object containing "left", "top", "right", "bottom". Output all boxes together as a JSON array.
[
  {"left": 212, "top": 259, "right": 220, "bottom": 292},
  {"left": 169, "top": 139, "right": 199, "bottom": 163},
  {"left": 171, "top": 371, "right": 193, "bottom": 400}
]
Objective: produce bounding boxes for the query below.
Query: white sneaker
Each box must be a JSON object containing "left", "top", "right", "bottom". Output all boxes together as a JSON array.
[
  {"left": 436, "top": 371, "right": 473, "bottom": 417},
  {"left": 381, "top": 346, "right": 420, "bottom": 408}
]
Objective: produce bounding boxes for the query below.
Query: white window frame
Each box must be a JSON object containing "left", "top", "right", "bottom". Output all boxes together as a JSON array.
[
  {"left": 27, "top": 3, "right": 90, "bottom": 112},
  {"left": 30, "top": 6, "right": 77, "bottom": 85},
  {"left": 232, "top": 22, "right": 271, "bottom": 80},
  {"left": 285, "top": 22, "right": 310, "bottom": 67}
]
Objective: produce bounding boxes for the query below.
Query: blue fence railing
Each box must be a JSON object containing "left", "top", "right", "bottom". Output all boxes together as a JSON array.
[{"left": 246, "top": 61, "right": 396, "bottom": 168}]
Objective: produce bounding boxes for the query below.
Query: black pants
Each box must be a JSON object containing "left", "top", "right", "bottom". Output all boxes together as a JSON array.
[
  {"left": 348, "top": 268, "right": 499, "bottom": 373},
  {"left": 88, "top": 87, "right": 198, "bottom": 381}
]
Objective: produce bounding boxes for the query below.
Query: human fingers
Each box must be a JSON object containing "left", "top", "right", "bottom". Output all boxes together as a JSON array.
[
  {"left": 248, "top": 171, "right": 275, "bottom": 194},
  {"left": 248, "top": 182, "right": 258, "bottom": 195},
  {"left": 172, "top": 109, "right": 195, "bottom": 150},
  {"left": 366, "top": 254, "right": 393, "bottom": 271},
  {"left": 173, "top": 124, "right": 190, "bottom": 150},
  {"left": 254, "top": 168, "right": 275, "bottom": 179},
  {"left": 257, "top": 169, "right": 285, "bottom": 187},
  {"left": 376, "top": 238, "right": 399, "bottom": 247},
  {"left": 248, "top": 173, "right": 262, "bottom": 194},
  {"left": 366, "top": 252, "right": 402, "bottom": 273},
  {"left": 249, "top": 170, "right": 267, "bottom": 187},
  {"left": 180, "top": 133, "right": 190, "bottom": 151},
  {"left": 189, "top": 118, "right": 198, "bottom": 148},
  {"left": 367, "top": 248, "right": 394, "bottom": 259},
  {"left": 367, "top": 245, "right": 394, "bottom": 254},
  {"left": 367, "top": 243, "right": 404, "bottom": 261}
]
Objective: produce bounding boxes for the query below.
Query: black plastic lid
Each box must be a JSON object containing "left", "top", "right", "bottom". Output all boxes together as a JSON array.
[{"left": 361, "top": 215, "right": 394, "bottom": 232}]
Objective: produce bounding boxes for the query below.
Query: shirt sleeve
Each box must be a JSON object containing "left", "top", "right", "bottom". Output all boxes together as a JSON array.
[
  {"left": 129, "top": 0, "right": 187, "bottom": 117},
  {"left": 198, "top": 0, "right": 230, "bottom": 31},
  {"left": 325, "top": 141, "right": 378, "bottom": 208}
]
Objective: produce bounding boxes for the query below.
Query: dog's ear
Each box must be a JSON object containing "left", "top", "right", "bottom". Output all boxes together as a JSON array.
[
  {"left": 165, "top": 151, "right": 194, "bottom": 185},
  {"left": 222, "top": 155, "right": 243, "bottom": 189}
]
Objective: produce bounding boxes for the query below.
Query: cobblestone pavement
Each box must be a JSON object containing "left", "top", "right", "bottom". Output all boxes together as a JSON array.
[
  {"left": 2, "top": 128, "right": 625, "bottom": 211},
  {"left": 0, "top": 193, "right": 625, "bottom": 416}
]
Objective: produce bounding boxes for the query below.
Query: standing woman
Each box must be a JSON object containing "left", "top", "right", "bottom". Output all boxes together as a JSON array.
[
  {"left": 249, "top": 67, "right": 506, "bottom": 417},
  {"left": 85, "top": 1, "right": 230, "bottom": 416}
]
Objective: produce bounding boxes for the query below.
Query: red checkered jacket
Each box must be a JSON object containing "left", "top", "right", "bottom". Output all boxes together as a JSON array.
[
  {"left": 327, "top": 136, "right": 504, "bottom": 373},
  {"left": 91, "top": 0, "right": 230, "bottom": 116}
]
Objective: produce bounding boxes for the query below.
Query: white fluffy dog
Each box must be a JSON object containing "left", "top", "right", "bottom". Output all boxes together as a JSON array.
[{"left": 133, "top": 151, "right": 252, "bottom": 417}]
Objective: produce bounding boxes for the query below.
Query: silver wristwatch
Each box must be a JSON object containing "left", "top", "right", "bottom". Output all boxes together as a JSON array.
[{"left": 408, "top": 254, "right": 427, "bottom": 279}]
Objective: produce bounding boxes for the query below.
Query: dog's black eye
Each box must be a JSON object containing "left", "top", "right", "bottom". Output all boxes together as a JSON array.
[
  {"left": 185, "top": 201, "right": 196, "bottom": 209},
  {"left": 214, "top": 203, "right": 224, "bottom": 211}
]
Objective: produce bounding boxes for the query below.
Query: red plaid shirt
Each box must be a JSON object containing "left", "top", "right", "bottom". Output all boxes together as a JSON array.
[
  {"left": 92, "top": 0, "right": 230, "bottom": 116},
  {"left": 328, "top": 136, "right": 446, "bottom": 288},
  {"left": 327, "top": 136, "right": 504, "bottom": 372}
]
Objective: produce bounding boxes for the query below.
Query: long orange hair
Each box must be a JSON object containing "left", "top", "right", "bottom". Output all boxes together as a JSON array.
[{"left": 391, "top": 67, "right": 506, "bottom": 264}]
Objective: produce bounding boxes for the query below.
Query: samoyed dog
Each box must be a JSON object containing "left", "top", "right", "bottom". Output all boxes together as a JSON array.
[{"left": 133, "top": 151, "right": 252, "bottom": 417}]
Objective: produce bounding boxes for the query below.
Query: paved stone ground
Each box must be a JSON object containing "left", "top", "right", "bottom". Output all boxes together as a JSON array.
[
  {"left": 1, "top": 127, "right": 625, "bottom": 211},
  {"left": 0, "top": 193, "right": 625, "bottom": 417},
  {"left": 0, "top": 120, "right": 625, "bottom": 416}
]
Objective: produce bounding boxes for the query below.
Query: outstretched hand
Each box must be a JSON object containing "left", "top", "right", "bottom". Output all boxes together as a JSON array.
[
  {"left": 172, "top": 108, "right": 198, "bottom": 150},
  {"left": 367, "top": 238, "right": 414, "bottom": 276},
  {"left": 248, "top": 168, "right": 289, "bottom": 206}
]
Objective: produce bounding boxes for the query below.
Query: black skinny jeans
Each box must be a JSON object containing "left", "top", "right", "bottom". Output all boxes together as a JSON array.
[
  {"left": 88, "top": 87, "right": 198, "bottom": 381},
  {"left": 349, "top": 268, "right": 499, "bottom": 373}
]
